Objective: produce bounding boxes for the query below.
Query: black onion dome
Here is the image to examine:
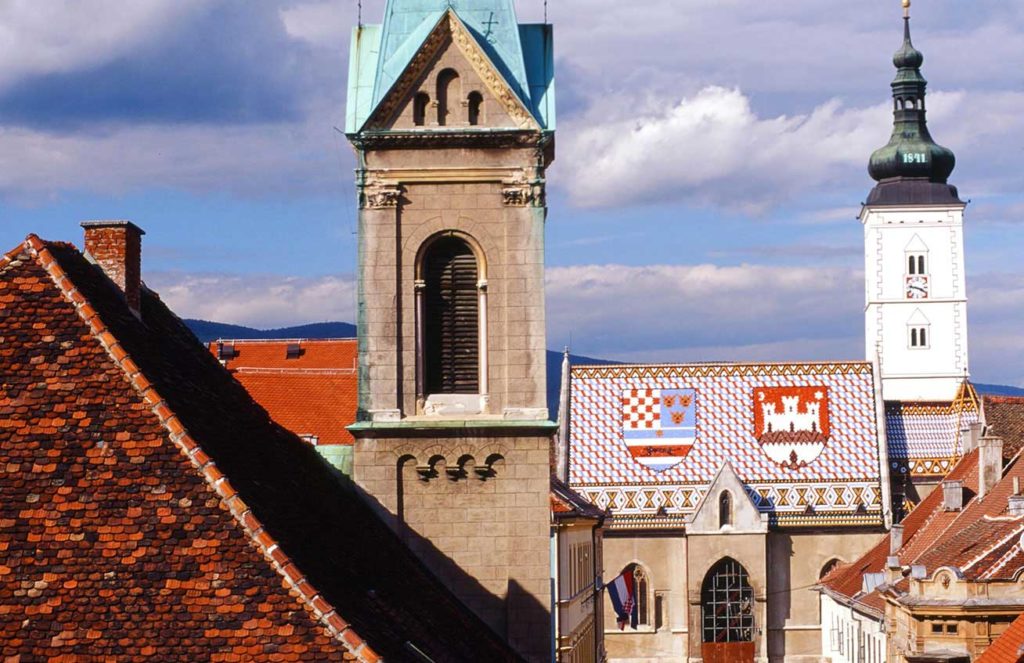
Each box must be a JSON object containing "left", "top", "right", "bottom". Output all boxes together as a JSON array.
[{"left": 866, "top": 12, "right": 960, "bottom": 204}]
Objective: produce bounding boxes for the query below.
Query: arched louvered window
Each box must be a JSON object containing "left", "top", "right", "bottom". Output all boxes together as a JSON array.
[
  {"left": 702, "top": 558, "right": 755, "bottom": 643},
  {"left": 436, "top": 69, "right": 460, "bottom": 126},
  {"left": 413, "top": 92, "right": 430, "bottom": 126},
  {"left": 423, "top": 237, "right": 479, "bottom": 395},
  {"left": 719, "top": 491, "right": 733, "bottom": 528},
  {"left": 467, "top": 91, "right": 483, "bottom": 126}
]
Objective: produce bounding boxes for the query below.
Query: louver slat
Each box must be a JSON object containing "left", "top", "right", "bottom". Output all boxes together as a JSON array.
[{"left": 425, "top": 239, "right": 479, "bottom": 395}]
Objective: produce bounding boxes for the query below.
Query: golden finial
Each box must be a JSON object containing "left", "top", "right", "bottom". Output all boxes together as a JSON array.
[{"left": 903, "top": 0, "right": 911, "bottom": 19}]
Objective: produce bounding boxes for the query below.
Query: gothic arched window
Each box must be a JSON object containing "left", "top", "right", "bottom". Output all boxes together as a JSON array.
[
  {"left": 702, "top": 558, "right": 755, "bottom": 643},
  {"left": 623, "top": 564, "right": 650, "bottom": 627},
  {"left": 719, "top": 491, "right": 733, "bottom": 528},
  {"left": 422, "top": 237, "right": 480, "bottom": 395},
  {"left": 467, "top": 91, "right": 483, "bottom": 126},
  {"left": 413, "top": 92, "right": 430, "bottom": 126},
  {"left": 436, "top": 69, "right": 460, "bottom": 126},
  {"left": 819, "top": 558, "right": 842, "bottom": 580}
]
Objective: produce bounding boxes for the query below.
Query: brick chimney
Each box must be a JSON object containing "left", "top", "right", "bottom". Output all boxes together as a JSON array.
[
  {"left": 977, "top": 436, "right": 1004, "bottom": 500},
  {"left": 81, "top": 221, "right": 145, "bottom": 315}
]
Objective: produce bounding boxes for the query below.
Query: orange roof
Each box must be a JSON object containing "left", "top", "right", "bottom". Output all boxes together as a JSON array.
[
  {"left": 215, "top": 338, "right": 357, "bottom": 371},
  {"left": 976, "top": 612, "right": 1024, "bottom": 663},
  {"left": 210, "top": 340, "right": 358, "bottom": 446}
]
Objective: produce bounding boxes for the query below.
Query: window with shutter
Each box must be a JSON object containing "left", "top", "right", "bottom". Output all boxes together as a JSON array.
[{"left": 424, "top": 237, "right": 479, "bottom": 395}]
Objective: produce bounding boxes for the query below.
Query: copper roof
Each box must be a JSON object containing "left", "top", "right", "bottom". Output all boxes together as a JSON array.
[{"left": 0, "top": 236, "right": 520, "bottom": 662}]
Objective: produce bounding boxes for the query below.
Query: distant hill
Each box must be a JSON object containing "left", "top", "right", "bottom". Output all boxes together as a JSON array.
[
  {"left": 182, "top": 320, "right": 1022, "bottom": 413},
  {"left": 186, "top": 319, "right": 356, "bottom": 344},
  {"left": 976, "top": 383, "right": 1024, "bottom": 397}
]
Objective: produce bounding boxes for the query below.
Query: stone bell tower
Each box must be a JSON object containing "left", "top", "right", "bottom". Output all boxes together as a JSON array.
[
  {"left": 345, "top": 2, "right": 556, "bottom": 659},
  {"left": 863, "top": 0, "right": 970, "bottom": 402}
]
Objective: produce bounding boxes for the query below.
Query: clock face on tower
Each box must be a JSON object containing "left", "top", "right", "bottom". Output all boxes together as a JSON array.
[{"left": 906, "top": 275, "right": 929, "bottom": 299}]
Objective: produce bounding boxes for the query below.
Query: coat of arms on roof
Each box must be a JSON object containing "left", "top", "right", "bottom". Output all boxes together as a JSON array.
[
  {"left": 754, "top": 386, "right": 831, "bottom": 469},
  {"left": 622, "top": 388, "right": 697, "bottom": 472}
]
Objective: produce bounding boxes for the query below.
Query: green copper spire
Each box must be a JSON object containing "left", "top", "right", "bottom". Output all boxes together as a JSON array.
[{"left": 868, "top": 4, "right": 956, "bottom": 188}]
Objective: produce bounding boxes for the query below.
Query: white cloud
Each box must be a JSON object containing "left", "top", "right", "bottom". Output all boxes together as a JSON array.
[
  {"left": 0, "top": 0, "right": 204, "bottom": 92},
  {"left": 545, "top": 262, "right": 863, "bottom": 355},
  {"left": 559, "top": 87, "right": 1024, "bottom": 212},
  {"left": 0, "top": 108, "right": 350, "bottom": 200},
  {"left": 280, "top": 1, "right": 353, "bottom": 49},
  {"left": 148, "top": 271, "right": 356, "bottom": 329}
]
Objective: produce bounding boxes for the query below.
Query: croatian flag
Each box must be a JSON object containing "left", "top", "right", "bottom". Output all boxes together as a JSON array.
[{"left": 607, "top": 569, "right": 638, "bottom": 630}]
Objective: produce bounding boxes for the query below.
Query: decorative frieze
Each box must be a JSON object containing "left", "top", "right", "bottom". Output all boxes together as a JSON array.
[
  {"left": 361, "top": 186, "right": 402, "bottom": 210},
  {"left": 502, "top": 187, "right": 532, "bottom": 207}
]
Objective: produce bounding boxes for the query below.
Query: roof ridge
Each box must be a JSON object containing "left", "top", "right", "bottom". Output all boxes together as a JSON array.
[
  {"left": 217, "top": 337, "right": 357, "bottom": 344},
  {"left": 23, "top": 236, "right": 382, "bottom": 663},
  {"left": 232, "top": 367, "right": 358, "bottom": 376}
]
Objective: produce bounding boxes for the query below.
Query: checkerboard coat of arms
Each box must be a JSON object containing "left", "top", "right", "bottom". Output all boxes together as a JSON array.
[
  {"left": 622, "top": 389, "right": 697, "bottom": 472},
  {"left": 754, "top": 386, "right": 831, "bottom": 469}
]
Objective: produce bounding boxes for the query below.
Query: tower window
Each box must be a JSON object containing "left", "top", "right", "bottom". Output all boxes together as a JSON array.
[
  {"left": 910, "top": 326, "right": 929, "bottom": 349},
  {"left": 436, "top": 69, "right": 460, "bottom": 126},
  {"left": 908, "top": 254, "right": 927, "bottom": 275},
  {"left": 467, "top": 91, "right": 483, "bottom": 126},
  {"left": 423, "top": 237, "right": 479, "bottom": 394},
  {"left": 413, "top": 92, "right": 430, "bottom": 127}
]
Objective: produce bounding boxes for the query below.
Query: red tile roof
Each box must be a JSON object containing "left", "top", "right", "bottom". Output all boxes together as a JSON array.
[
  {"left": 985, "top": 396, "right": 1024, "bottom": 462},
  {"left": 210, "top": 340, "right": 358, "bottom": 446},
  {"left": 977, "top": 612, "right": 1024, "bottom": 663},
  {"left": 0, "top": 236, "right": 520, "bottom": 662},
  {"left": 819, "top": 450, "right": 980, "bottom": 611}
]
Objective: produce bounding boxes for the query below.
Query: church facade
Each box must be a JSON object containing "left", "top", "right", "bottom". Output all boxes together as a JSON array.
[{"left": 563, "top": 4, "right": 981, "bottom": 663}]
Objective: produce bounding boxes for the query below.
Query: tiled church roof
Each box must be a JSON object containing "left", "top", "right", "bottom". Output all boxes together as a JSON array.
[
  {"left": 210, "top": 340, "right": 358, "bottom": 445},
  {"left": 886, "top": 399, "right": 982, "bottom": 477},
  {"left": 0, "top": 236, "right": 520, "bottom": 662},
  {"left": 567, "top": 362, "right": 886, "bottom": 528}
]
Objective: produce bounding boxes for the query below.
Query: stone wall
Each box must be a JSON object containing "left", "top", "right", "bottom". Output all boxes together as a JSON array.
[{"left": 352, "top": 428, "right": 553, "bottom": 662}]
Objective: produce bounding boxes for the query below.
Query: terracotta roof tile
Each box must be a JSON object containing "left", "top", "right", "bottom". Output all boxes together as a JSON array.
[
  {"left": 207, "top": 340, "right": 358, "bottom": 446},
  {"left": 0, "top": 237, "right": 521, "bottom": 662},
  {"left": 984, "top": 396, "right": 1024, "bottom": 462},
  {"left": 976, "top": 611, "right": 1024, "bottom": 663}
]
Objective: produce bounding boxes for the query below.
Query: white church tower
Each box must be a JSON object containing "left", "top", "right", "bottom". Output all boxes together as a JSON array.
[{"left": 863, "top": 0, "right": 969, "bottom": 402}]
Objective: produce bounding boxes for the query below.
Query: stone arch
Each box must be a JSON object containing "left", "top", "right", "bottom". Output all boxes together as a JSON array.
[{"left": 819, "top": 557, "right": 843, "bottom": 580}]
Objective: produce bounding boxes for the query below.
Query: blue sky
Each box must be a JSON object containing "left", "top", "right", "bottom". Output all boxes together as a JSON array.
[{"left": 1, "top": 0, "right": 1022, "bottom": 385}]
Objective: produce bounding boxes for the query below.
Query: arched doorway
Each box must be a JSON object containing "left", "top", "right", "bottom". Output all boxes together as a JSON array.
[{"left": 701, "top": 557, "right": 755, "bottom": 663}]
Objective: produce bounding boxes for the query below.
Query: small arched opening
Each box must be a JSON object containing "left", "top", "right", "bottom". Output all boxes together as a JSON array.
[
  {"left": 719, "top": 491, "right": 733, "bottom": 528},
  {"left": 467, "top": 91, "right": 483, "bottom": 126},
  {"left": 436, "top": 69, "right": 461, "bottom": 126},
  {"left": 413, "top": 92, "right": 430, "bottom": 127}
]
